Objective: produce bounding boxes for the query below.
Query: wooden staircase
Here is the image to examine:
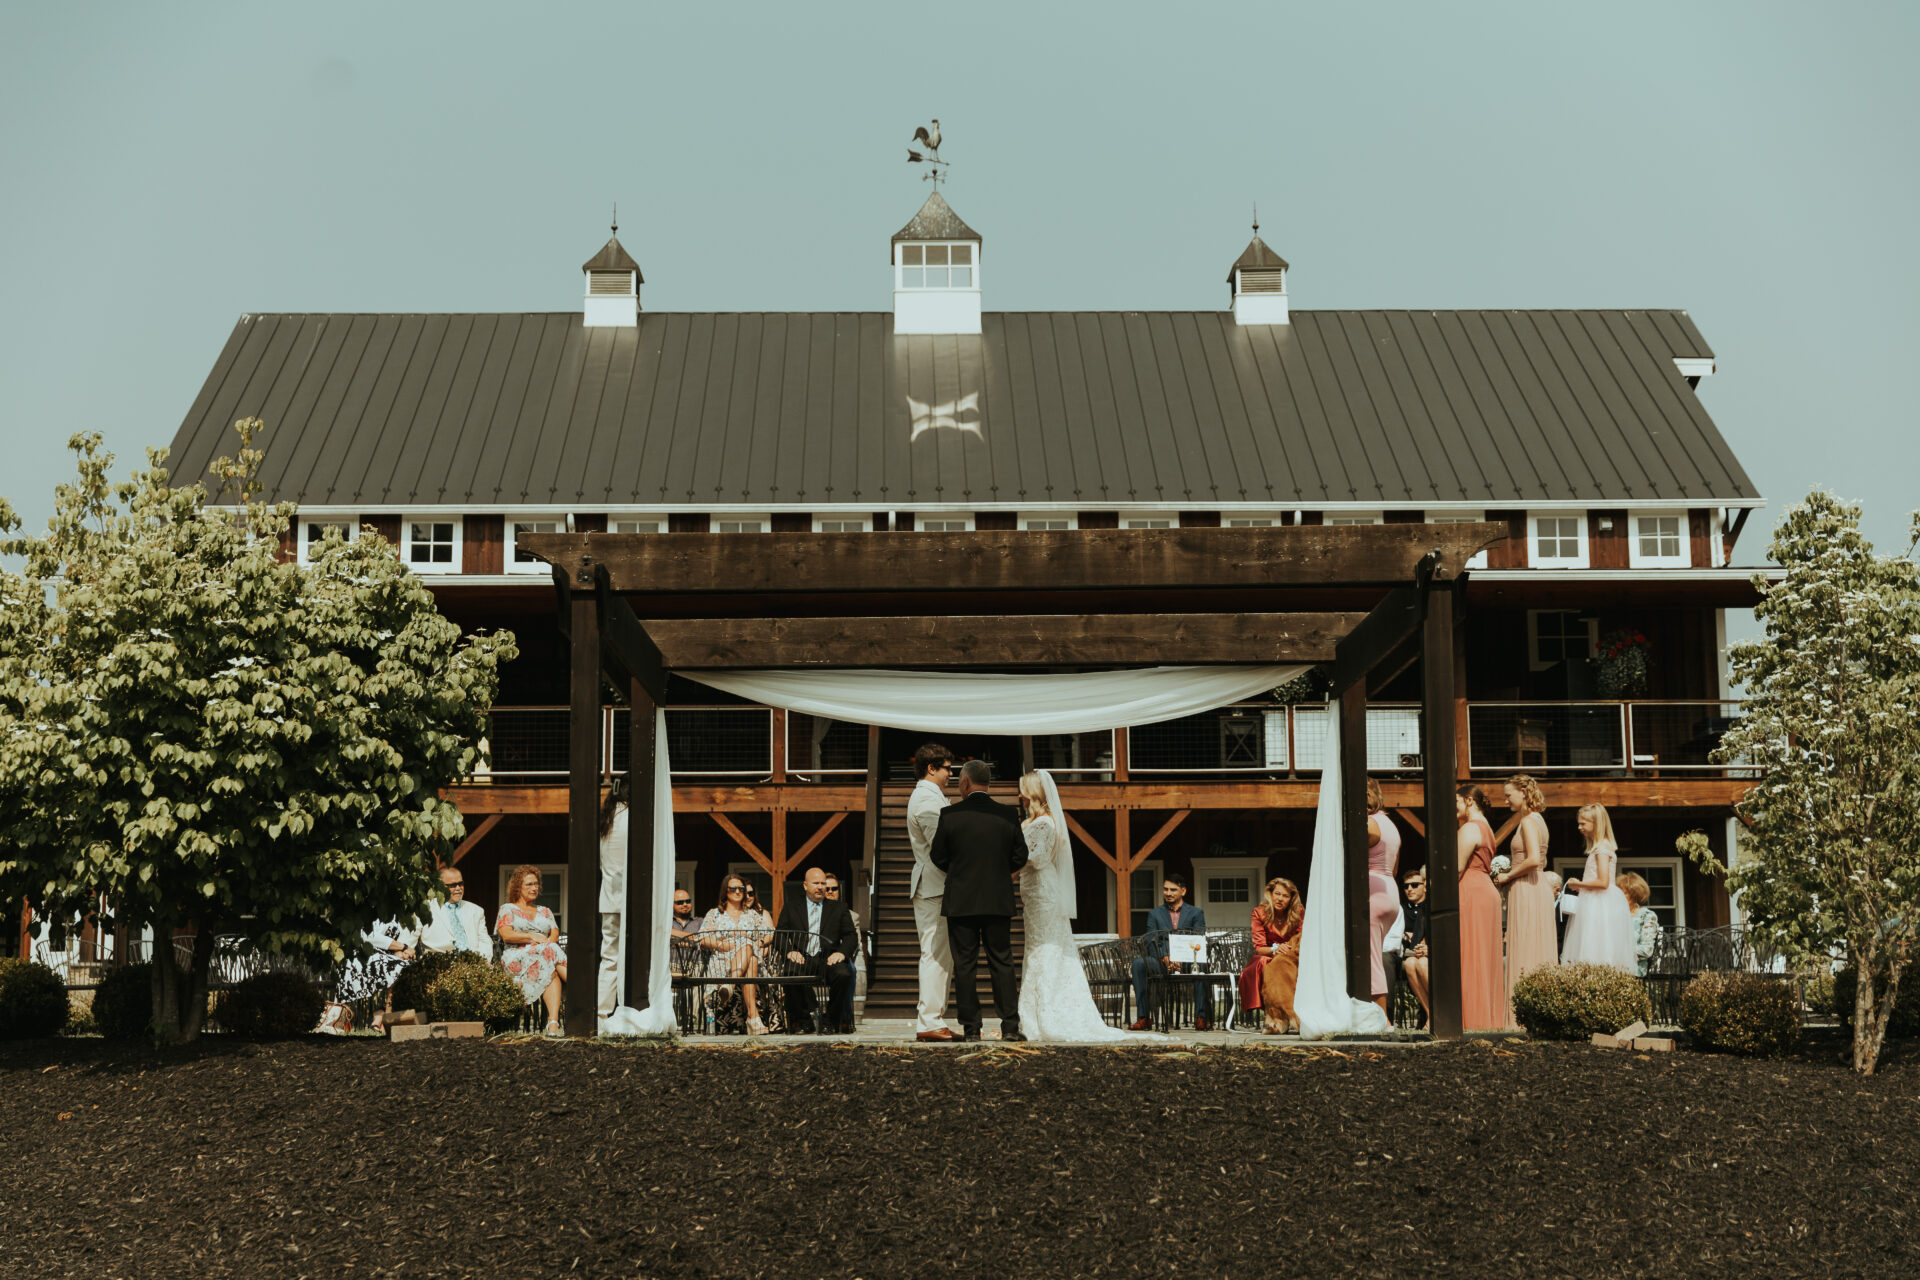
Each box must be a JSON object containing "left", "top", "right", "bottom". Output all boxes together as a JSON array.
[{"left": 863, "top": 783, "right": 1024, "bottom": 1019}]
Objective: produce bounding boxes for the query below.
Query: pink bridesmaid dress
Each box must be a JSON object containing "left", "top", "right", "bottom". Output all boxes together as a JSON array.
[{"left": 1367, "top": 810, "right": 1402, "bottom": 998}]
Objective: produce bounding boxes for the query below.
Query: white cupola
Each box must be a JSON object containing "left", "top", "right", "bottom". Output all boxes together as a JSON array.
[
  {"left": 582, "top": 225, "right": 642, "bottom": 328},
  {"left": 1227, "top": 223, "right": 1289, "bottom": 326},
  {"left": 891, "top": 191, "right": 981, "bottom": 335}
]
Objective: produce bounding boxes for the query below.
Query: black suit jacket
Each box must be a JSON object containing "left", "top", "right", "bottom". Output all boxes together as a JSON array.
[
  {"left": 930, "top": 791, "right": 1028, "bottom": 918},
  {"left": 775, "top": 893, "right": 859, "bottom": 960}
]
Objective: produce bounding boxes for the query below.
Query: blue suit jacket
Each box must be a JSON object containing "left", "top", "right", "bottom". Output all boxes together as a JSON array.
[{"left": 1143, "top": 903, "right": 1208, "bottom": 960}]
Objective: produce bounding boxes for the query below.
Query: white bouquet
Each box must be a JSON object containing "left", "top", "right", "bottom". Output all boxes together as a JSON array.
[{"left": 1489, "top": 854, "right": 1512, "bottom": 878}]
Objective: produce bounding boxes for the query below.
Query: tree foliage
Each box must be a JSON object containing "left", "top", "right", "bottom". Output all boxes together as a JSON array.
[
  {"left": 1714, "top": 492, "right": 1920, "bottom": 1074},
  {"left": 0, "top": 423, "right": 516, "bottom": 1041}
]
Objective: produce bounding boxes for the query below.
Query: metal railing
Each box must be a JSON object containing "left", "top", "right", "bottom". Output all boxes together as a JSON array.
[
  {"left": 480, "top": 706, "right": 774, "bottom": 780},
  {"left": 1465, "top": 700, "right": 1749, "bottom": 774}
]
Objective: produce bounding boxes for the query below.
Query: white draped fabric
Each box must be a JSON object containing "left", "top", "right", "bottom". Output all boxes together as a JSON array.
[
  {"left": 601, "top": 664, "right": 1313, "bottom": 1035},
  {"left": 1293, "top": 710, "right": 1393, "bottom": 1039}
]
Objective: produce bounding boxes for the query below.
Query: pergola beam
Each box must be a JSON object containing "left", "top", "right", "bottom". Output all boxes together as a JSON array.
[
  {"left": 640, "top": 613, "right": 1365, "bottom": 668},
  {"left": 520, "top": 525, "right": 1505, "bottom": 595}
]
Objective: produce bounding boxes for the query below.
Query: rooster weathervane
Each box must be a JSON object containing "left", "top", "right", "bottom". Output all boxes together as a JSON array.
[{"left": 906, "top": 118, "right": 947, "bottom": 186}]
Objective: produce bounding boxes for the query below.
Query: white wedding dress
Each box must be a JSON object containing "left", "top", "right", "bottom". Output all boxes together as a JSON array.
[{"left": 1016, "top": 792, "right": 1133, "bottom": 1043}]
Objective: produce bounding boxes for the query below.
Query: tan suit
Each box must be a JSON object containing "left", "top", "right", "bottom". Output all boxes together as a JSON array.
[{"left": 907, "top": 777, "right": 953, "bottom": 1033}]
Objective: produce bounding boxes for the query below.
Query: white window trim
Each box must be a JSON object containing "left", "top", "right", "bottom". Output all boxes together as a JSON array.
[
  {"left": 1019, "top": 512, "right": 1078, "bottom": 531},
  {"left": 917, "top": 514, "right": 975, "bottom": 533},
  {"left": 714, "top": 515, "right": 773, "bottom": 534},
  {"left": 1190, "top": 857, "right": 1269, "bottom": 927},
  {"left": 506, "top": 515, "right": 567, "bottom": 575},
  {"left": 1324, "top": 511, "right": 1384, "bottom": 526},
  {"left": 1122, "top": 514, "right": 1178, "bottom": 530},
  {"left": 894, "top": 241, "right": 978, "bottom": 292},
  {"left": 1108, "top": 859, "right": 1166, "bottom": 934},
  {"left": 1528, "top": 511, "right": 1590, "bottom": 569},
  {"left": 402, "top": 516, "right": 464, "bottom": 575},
  {"left": 1527, "top": 609, "right": 1599, "bottom": 672},
  {"left": 1627, "top": 510, "right": 1691, "bottom": 569},
  {"left": 1429, "top": 511, "right": 1490, "bottom": 569},
  {"left": 296, "top": 518, "right": 358, "bottom": 565},
  {"left": 1222, "top": 513, "right": 1285, "bottom": 528},
  {"left": 812, "top": 515, "right": 872, "bottom": 533},
  {"left": 1550, "top": 854, "right": 1686, "bottom": 931},
  {"left": 611, "top": 518, "right": 665, "bottom": 535},
  {"left": 498, "top": 863, "right": 569, "bottom": 934},
  {"left": 674, "top": 861, "right": 697, "bottom": 903}
]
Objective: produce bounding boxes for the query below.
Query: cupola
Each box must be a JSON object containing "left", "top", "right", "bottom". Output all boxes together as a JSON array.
[
  {"left": 1227, "top": 221, "right": 1289, "bottom": 326},
  {"left": 891, "top": 190, "right": 981, "bottom": 335},
  {"left": 582, "top": 224, "right": 642, "bottom": 328}
]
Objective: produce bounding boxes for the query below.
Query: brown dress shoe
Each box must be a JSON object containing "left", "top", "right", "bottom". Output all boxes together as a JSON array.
[
  {"left": 916, "top": 1028, "right": 956, "bottom": 1042},
  {"left": 1128, "top": 1017, "right": 1153, "bottom": 1031},
  {"left": 1195, "top": 1018, "right": 1211, "bottom": 1032}
]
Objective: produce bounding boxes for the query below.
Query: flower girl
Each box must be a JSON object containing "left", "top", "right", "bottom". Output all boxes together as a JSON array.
[{"left": 1558, "top": 803, "right": 1634, "bottom": 971}]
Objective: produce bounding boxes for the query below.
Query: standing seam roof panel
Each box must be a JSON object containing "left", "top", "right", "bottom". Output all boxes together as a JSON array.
[
  {"left": 1346, "top": 312, "right": 1458, "bottom": 504},
  {"left": 1445, "top": 313, "right": 1583, "bottom": 502}
]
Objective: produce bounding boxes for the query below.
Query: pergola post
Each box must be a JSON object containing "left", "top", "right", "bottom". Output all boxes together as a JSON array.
[
  {"left": 1422, "top": 580, "right": 1464, "bottom": 1038},
  {"left": 565, "top": 588, "right": 603, "bottom": 1038},
  {"left": 623, "top": 675, "right": 656, "bottom": 1019},
  {"left": 1339, "top": 682, "right": 1372, "bottom": 1002}
]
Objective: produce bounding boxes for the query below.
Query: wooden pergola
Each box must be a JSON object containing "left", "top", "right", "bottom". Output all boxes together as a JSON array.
[{"left": 521, "top": 524, "right": 1504, "bottom": 1039}]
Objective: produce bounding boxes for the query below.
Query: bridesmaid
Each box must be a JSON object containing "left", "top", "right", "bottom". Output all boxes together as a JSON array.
[
  {"left": 1497, "top": 773, "right": 1559, "bottom": 1003},
  {"left": 1365, "top": 778, "right": 1401, "bottom": 1013},
  {"left": 1456, "top": 784, "right": 1514, "bottom": 1031}
]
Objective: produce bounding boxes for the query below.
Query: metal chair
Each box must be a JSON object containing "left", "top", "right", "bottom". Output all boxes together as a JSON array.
[
  {"left": 1077, "top": 937, "right": 1148, "bottom": 1028},
  {"left": 1145, "top": 928, "right": 1244, "bottom": 1032}
]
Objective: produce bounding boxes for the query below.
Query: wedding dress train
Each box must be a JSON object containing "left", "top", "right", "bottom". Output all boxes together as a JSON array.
[{"left": 1015, "top": 795, "right": 1133, "bottom": 1043}]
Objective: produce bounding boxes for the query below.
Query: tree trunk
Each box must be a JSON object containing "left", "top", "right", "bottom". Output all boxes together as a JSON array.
[
  {"left": 151, "top": 926, "right": 217, "bottom": 1044},
  {"left": 1853, "top": 947, "right": 1888, "bottom": 1076}
]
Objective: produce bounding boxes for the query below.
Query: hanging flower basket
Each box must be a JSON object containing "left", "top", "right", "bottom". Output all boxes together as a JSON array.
[{"left": 1592, "top": 629, "right": 1651, "bottom": 698}]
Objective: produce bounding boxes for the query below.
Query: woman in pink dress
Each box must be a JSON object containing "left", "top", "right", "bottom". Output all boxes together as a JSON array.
[
  {"left": 1498, "top": 774, "right": 1559, "bottom": 1005},
  {"left": 1456, "top": 785, "right": 1514, "bottom": 1031},
  {"left": 1365, "top": 778, "right": 1401, "bottom": 1011},
  {"left": 497, "top": 864, "right": 569, "bottom": 1037}
]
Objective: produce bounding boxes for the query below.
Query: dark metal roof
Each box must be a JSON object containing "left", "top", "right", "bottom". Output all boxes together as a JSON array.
[
  {"left": 1229, "top": 236, "right": 1289, "bottom": 279},
  {"left": 582, "top": 236, "right": 643, "bottom": 280},
  {"left": 891, "top": 192, "right": 981, "bottom": 245},
  {"left": 167, "top": 308, "right": 1754, "bottom": 509}
]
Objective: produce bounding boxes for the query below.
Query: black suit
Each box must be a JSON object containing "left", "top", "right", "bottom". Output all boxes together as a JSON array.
[
  {"left": 775, "top": 891, "right": 859, "bottom": 1030},
  {"left": 930, "top": 790, "right": 1028, "bottom": 1035}
]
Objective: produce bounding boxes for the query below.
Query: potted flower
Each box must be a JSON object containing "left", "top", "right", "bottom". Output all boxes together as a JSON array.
[{"left": 1592, "top": 629, "right": 1651, "bottom": 698}]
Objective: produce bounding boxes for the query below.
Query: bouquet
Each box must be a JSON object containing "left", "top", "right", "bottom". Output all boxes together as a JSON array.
[{"left": 1489, "top": 854, "right": 1512, "bottom": 878}]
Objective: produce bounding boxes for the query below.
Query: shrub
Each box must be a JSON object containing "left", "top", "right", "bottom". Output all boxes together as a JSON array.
[
  {"left": 65, "top": 998, "right": 98, "bottom": 1037},
  {"left": 91, "top": 963, "right": 154, "bottom": 1040},
  {"left": 1681, "top": 972, "right": 1802, "bottom": 1056},
  {"left": 1511, "top": 963, "right": 1651, "bottom": 1041},
  {"left": 0, "top": 959, "right": 69, "bottom": 1039},
  {"left": 1831, "top": 964, "right": 1920, "bottom": 1039},
  {"left": 389, "top": 949, "right": 463, "bottom": 1017},
  {"left": 423, "top": 960, "right": 525, "bottom": 1033},
  {"left": 221, "top": 970, "right": 326, "bottom": 1040}
]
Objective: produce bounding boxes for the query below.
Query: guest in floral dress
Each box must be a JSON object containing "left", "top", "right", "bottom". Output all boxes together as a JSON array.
[
  {"left": 698, "top": 875, "right": 774, "bottom": 1035},
  {"left": 497, "top": 864, "right": 568, "bottom": 1037}
]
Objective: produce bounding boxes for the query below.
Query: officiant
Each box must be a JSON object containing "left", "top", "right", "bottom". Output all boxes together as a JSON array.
[{"left": 1129, "top": 874, "right": 1212, "bottom": 1031}]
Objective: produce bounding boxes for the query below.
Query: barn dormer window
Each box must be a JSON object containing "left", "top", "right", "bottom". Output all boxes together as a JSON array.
[{"left": 899, "top": 243, "right": 974, "bottom": 289}]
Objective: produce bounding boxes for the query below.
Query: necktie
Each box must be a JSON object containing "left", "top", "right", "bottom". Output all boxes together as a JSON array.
[{"left": 450, "top": 903, "right": 469, "bottom": 952}]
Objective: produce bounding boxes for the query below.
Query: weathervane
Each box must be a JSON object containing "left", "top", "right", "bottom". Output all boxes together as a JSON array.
[{"left": 906, "top": 118, "right": 947, "bottom": 187}]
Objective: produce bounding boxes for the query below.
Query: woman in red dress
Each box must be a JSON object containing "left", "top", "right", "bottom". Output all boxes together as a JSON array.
[
  {"left": 1456, "top": 784, "right": 1515, "bottom": 1031},
  {"left": 1237, "top": 877, "right": 1303, "bottom": 1034}
]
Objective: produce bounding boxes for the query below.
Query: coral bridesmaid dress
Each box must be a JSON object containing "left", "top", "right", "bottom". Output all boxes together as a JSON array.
[{"left": 1459, "top": 816, "right": 1515, "bottom": 1031}]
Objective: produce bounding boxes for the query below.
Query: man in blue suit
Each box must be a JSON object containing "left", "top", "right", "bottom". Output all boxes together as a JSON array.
[{"left": 1128, "top": 873, "right": 1212, "bottom": 1031}]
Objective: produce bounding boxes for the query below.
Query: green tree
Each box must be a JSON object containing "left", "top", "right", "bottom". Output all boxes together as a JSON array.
[
  {"left": 0, "top": 423, "right": 516, "bottom": 1042},
  {"left": 1711, "top": 492, "right": 1920, "bottom": 1074}
]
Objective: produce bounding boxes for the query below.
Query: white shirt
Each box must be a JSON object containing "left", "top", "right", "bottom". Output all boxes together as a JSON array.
[
  {"left": 599, "top": 804, "right": 628, "bottom": 913},
  {"left": 907, "top": 777, "right": 950, "bottom": 900},
  {"left": 1383, "top": 905, "right": 1407, "bottom": 955},
  {"left": 362, "top": 918, "right": 417, "bottom": 954},
  {"left": 806, "top": 898, "right": 823, "bottom": 955},
  {"left": 418, "top": 899, "right": 491, "bottom": 958}
]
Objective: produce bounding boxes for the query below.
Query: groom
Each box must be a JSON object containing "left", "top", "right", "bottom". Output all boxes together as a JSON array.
[{"left": 929, "top": 760, "right": 1029, "bottom": 1042}]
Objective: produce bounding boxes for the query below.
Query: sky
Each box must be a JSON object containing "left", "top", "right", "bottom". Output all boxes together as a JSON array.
[{"left": 2, "top": 1, "right": 1916, "bottom": 571}]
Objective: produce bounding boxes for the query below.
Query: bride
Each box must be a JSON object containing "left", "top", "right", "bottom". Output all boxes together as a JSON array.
[{"left": 1016, "top": 769, "right": 1134, "bottom": 1042}]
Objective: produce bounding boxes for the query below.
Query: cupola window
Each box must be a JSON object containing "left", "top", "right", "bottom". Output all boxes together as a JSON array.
[{"left": 900, "top": 243, "right": 974, "bottom": 289}]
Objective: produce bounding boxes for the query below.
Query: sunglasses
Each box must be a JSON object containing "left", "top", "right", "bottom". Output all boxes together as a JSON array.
[
  {"left": 673, "top": 898, "right": 692, "bottom": 906},
  {"left": 726, "top": 884, "right": 746, "bottom": 893},
  {"left": 445, "top": 882, "right": 464, "bottom": 889}
]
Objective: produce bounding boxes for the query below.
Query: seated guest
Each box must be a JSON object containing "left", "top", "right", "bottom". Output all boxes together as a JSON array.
[
  {"left": 699, "top": 875, "right": 772, "bottom": 1036},
  {"left": 417, "top": 866, "right": 490, "bottom": 958},
  {"left": 775, "top": 867, "right": 859, "bottom": 1034},
  {"left": 668, "top": 888, "right": 701, "bottom": 978},
  {"left": 1238, "top": 877, "right": 1302, "bottom": 1035},
  {"left": 1619, "top": 872, "right": 1662, "bottom": 977},
  {"left": 1397, "top": 868, "right": 1431, "bottom": 1025},
  {"left": 497, "top": 864, "right": 568, "bottom": 1038},
  {"left": 361, "top": 917, "right": 417, "bottom": 1031},
  {"left": 1129, "top": 874, "right": 1212, "bottom": 1031},
  {"left": 824, "top": 872, "right": 867, "bottom": 994}
]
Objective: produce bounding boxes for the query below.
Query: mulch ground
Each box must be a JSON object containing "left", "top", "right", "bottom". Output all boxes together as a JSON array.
[{"left": 3, "top": 1033, "right": 1915, "bottom": 1280}]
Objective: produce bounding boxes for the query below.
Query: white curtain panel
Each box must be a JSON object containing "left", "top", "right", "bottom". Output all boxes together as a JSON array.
[
  {"left": 692, "top": 665, "right": 1307, "bottom": 735},
  {"left": 600, "top": 708, "right": 679, "bottom": 1037},
  {"left": 1292, "top": 708, "right": 1393, "bottom": 1039}
]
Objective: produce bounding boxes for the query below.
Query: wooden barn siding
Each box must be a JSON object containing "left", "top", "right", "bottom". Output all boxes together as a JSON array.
[
  {"left": 1178, "top": 511, "right": 1220, "bottom": 528},
  {"left": 362, "top": 514, "right": 401, "bottom": 546},
  {"left": 668, "top": 514, "right": 710, "bottom": 533},
  {"left": 463, "top": 515, "right": 504, "bottom": 575},
  {"left": 976, "top": 512, "right": 1016, "bottom": 531},
  {"left": 575, "top": 514, "right": 607, "bottom": 533},
  {"left": 1077, "top": 512, "right": 1119, "bottom": 530},
  {"left": 1689, "top": 509, "right": 1714, "bottom": 567},
  {"left": 771, "top": 513, "right": 810, "bottom": 533},
  {"left": 1483, "top": 511, "right": 1528, "bottom": 569},
  {"left": 1588, "top": 510, "right": 1630, "bottom": 570}
]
